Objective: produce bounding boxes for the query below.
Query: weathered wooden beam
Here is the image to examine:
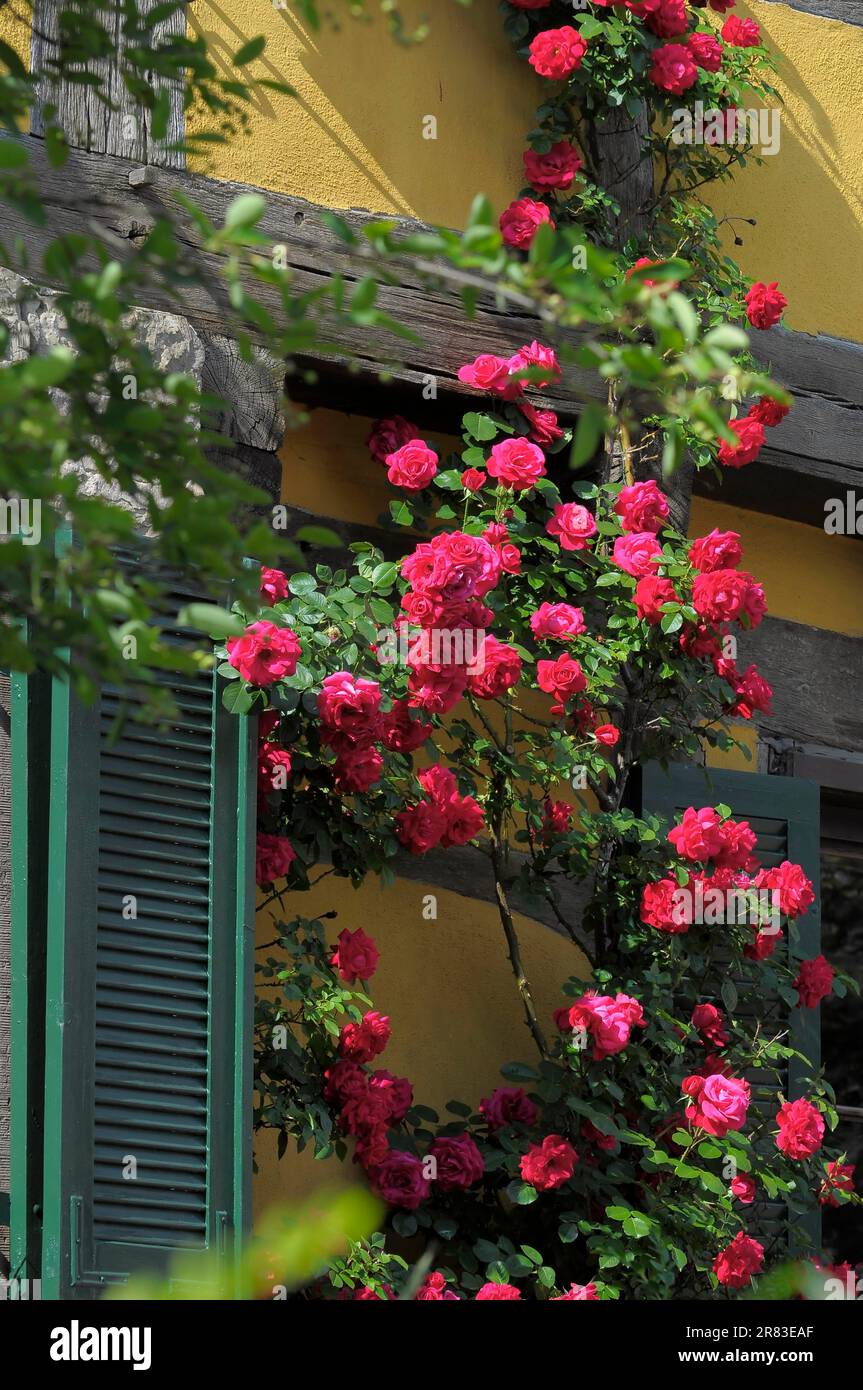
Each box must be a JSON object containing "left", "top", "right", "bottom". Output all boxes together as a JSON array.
[
  {"left": 1, "top": 139, "right": 861, "bottom": 506},
  {"left": 742, "top": 617, "right": 863, "bottom": 754},
  {"left": 758, "top": 0, "right": 863, "bottom": 25},
  {"left": 0, "top": 139, "right": 599, "bottom": 409}
]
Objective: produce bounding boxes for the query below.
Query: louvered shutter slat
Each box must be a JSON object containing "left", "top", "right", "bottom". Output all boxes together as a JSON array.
[{"left": 40, "top": 588, "right": 256, "bottom": 1299}]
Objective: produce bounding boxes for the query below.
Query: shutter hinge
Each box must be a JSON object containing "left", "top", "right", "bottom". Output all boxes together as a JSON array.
[{"left": 69, "top": 1195, "right": 128, "bottom": 1290}]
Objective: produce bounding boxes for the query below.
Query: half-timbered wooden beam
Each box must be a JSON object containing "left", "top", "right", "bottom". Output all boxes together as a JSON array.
[
  {"left": 759, "top": 0, "right": 863, "bottom": 25},
  {"left": 1, "top": 138, "right": 861, "bottom": 520}
]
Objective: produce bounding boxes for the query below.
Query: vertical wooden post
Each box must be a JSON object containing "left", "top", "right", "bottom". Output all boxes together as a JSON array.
[
  {"left": 587, "top": 104, "right": 695, "bottom": 533},
  {"left": 30, "top": 0, "right": 185, "bottom": 168}
]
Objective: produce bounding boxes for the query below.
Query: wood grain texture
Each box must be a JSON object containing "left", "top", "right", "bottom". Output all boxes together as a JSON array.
[
  {"left": 0, "top": 141, "right": 861, "bottom": 500},
  {"left": 0, "top": 141, "right": 856, "bottom": 467},
  {"left": 30, "top": 0, "right": 185, "bottom": 167},
  {"left": 743, "top": 617, "right": 863, "bottom": 753},
  {"left": 758, "top": 0, "right": 863, "bottom": 25}
]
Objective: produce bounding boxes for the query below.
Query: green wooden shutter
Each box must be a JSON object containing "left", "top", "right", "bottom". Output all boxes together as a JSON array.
[
  {"left": 9, "top": 665, "right": 51, "bottom": 1288},
  {"left": 39, "top": 594, "right": 256, "bottom": 1299},
  {"left": 640, "top": 762, "right": 821, "bottom": 1257}
]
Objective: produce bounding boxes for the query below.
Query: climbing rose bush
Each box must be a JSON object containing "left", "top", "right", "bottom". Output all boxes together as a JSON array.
[
  {"left": 226, "top": 322, "right": 857, "bottom": 1297},
  {"left": 219, "top": 4, "right": 856, "bottom": 1302}
]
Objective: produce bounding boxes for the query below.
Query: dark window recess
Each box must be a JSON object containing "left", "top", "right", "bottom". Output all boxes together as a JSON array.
[{"left": 820, "top": 797, "right": 863, "bottom": 1266}]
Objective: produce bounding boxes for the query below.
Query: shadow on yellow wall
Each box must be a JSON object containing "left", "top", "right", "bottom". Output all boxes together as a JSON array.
[
  {"left": 253, "top": 873, "right": 588, "bottom": 1217},
  {"left": 188, "top": 0, "right": 540, "bottom": 228},
  {"left": 705, "top": 3, "right": 863, "bottom": 341}
]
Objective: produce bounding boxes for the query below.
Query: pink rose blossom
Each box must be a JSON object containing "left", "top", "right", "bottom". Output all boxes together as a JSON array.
[
  {"left": 683, "top": 1072, "right": 750, "bottom": 1137},
  {"left": 612, "top": 533, "right": 663, "bottom": 577},
  {"left": 487, "top": 437, "right": 547, "bottom": 490},
  {"left": 386, "top": 440, "right": 438, "bottom": 491},
  {"left": 614, "top": 480, "right": 669, "bottom": 533},
  {"left": 546, "top": 502, "right": 597, "bottom": 551},
  {"left": 530, "top": 601, "right": 586, "bottom": 640},
  {"left": 500, "top": 198, "right": 555, "bottom": 250}
]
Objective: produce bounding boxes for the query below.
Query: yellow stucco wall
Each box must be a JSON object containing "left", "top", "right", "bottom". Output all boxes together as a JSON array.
[
  {"left": 707, "top": 2, "right": 863, "bottom": 342},
  {"left": 689, "top": 497, "right": 863, "bottom": 640},
  {"left": 183, "top": 0, "right": 863, "bottom": 345},
  {"left": 2, "top": 1, "right": 860, "bottom": 340},
  {"left": 253, "top": 874, "right": 587, "bottom": 1216},
  {"left": 186, "top": 0, "right": 540, "bottom": 230}
]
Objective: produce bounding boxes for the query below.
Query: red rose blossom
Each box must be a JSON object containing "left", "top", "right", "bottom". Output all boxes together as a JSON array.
[
  {"left": 366, "top": 415, "right": 420, "bottom": 464},
  {"left": 718, "top": 415, "right": 765, "bottom": 468},
  {"left": 730, "top": 1175, "right": 757, "bottom": 1205},
  {"left": 722, "top": 14, "right": 761, "bottom": 46},
  {"left": 429, "top": 1134, "right": 484, "bottom": 1191},
  {"left": 523, "top": 140, "right": 583, "bottom": 191},
  {"left": 461, "top": 467, "right": 485, "bottom": 493},
  {"left": 793, "top": 954, "right": 834, "bottom": 1008},
  {"left": 713, "top": 1232, "right": 764, "bottom": 1288},
  {"left": 537, "top": 652, "right": 588, "bottom": 714},
  {"left": 689, "top": 528, "right": 743, "bottom": 572},
  {"left": 745, "top": 280, "right": 787, "bottom": 330},
  {"left": 370, "top": 1150, "right": 430, "bottom": 1209},
  {"left": 520, "top": 1134, "right": 578, "bottom": 1191},
  {"left": 330, "top": 927, "right": 380, "bottom": 984},
  {"left": 255, "top": 833, "right": 296, "bottom": 885},
  {"left": 749, "top": 395, "right": 790, "bottom": 427},
  {"left": 688, "top": 31, "right": 723, "bottom": 72},
  {"left": 259, "top": 566, "right": 289, "bottom": 605},
  {"left": 479, "top": 1086, "right": 539, "bottom": 1131},
  {"left": 475, "top": 1282, "right": 521, "bottom": 1300},
  {"left": 338, "top": 1011, "right": 391, "bottom": 1064},
  {"left": 649, "top": 43, "right": 698, "bottom": 94},
  {"left": 775, "top": 1098, "right": 824, "bottom": 1159},
  {"left": 528, "top": 27, "right": 588, "bottom": 80},
  {"left": 646, "top": 0, "right": 689, "bottom": 40},
  {"left": 634, "top": 575, "right": 678, "bottom": 624}
]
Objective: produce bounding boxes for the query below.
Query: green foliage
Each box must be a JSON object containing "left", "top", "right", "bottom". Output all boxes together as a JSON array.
[{"left": 105, "top": 1188, "right": 382, "bottom": 1299}]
